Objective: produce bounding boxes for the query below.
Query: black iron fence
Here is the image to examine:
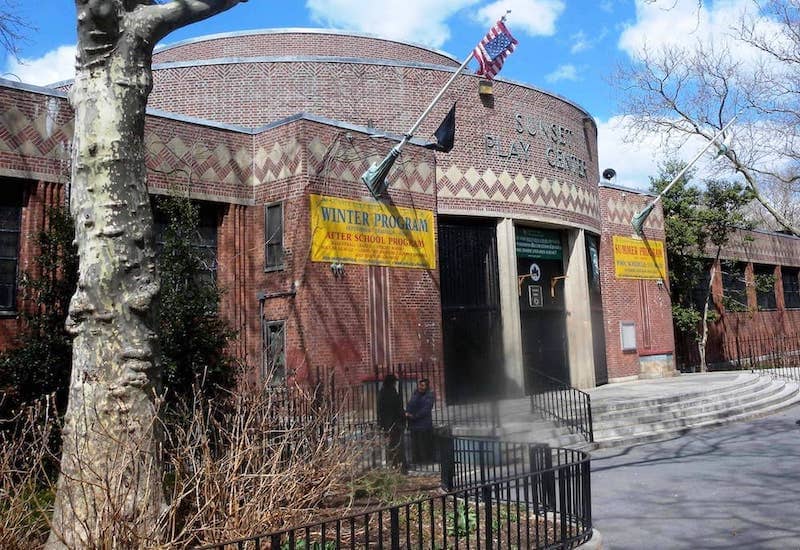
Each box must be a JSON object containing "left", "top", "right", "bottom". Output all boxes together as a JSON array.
[
  {"left": 197, "top": 436, "right": 592, "bottom": 550},
  {"left": 527, "top": 369, "right": 593, "bottom": 444},
  {"left": 721, "top": 335, "right": 800, "bottom": 382}
]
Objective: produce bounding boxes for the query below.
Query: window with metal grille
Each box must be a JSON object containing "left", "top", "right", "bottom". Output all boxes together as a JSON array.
[
  {"left": 721, "top": 261, "right": 747, "bottom": 311},
  {"left": 264, "top": 202, "right": 284, "bottom": 270},
  {"left": 262, "top": 319, "right": 285, "bottom": 383},
  {"left": 153, "top": 199, "right": 218, "bottom": 284},
  {"left": 783, "top": 267, "right": 800, "bottom": 309},
  {"left": 690, "top": 262, "right": 713, "bottom": 311},
  {"left": 0, "top": 182, "right": 22, "bottom": 311},
  {"left": 754, "top": 264, "right": 776, "bottom": 311}
]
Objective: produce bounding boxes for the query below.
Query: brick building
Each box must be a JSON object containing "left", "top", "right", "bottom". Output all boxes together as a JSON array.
[{"left": 1, "top": 27, "right": 746, "bottom": 399}]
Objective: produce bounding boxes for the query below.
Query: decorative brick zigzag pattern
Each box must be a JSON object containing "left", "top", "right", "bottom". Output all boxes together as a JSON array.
[
  {"left": 603, "top": 195, "right": 664, "bottom": 230},
  {"left": 437, "top": 163, "right": 600, "bottom": 219},
  {"left": 0, "top": 105, "right": 72, "bottom": 160},
  {"left": 144, "top": 132, "right": 252, "bottom": 187}
]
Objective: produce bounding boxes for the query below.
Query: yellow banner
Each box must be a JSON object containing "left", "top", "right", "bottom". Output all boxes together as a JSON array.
[
  {"left": 310, "top": 194, "right": 436, "bottom": 269},
  {"left": 612, "top": 236, "right": 666, "bottom": 280}
]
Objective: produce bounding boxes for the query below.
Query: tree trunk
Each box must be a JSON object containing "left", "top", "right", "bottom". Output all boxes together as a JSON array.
[
  {"left": 46, "top": 18, "right": 161, "bottom": 550},
  {"left": 698, "top": 254, "right": 720, "bottom": 373},
  {"left": 47, "top": 2, "right": 245, "bottom": 546}
]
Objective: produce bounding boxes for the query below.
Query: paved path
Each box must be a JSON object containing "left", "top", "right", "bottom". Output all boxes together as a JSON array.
[{"left": 590, "top": 402, "right": 800, "bottom": 549}]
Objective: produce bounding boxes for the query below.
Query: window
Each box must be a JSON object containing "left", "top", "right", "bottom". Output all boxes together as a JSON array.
[
  {"left": 265, "top": 202, "right": 284, "bottom": 270},
  {"left": 754, "top": 264, "right": 777, "bottom": 311},
  {"left": 262, "top": 320, "right": 286, "bottom": 383},
  {"left": 690, "top": 263, "right": 712, "bottom": 311},
  {"left": 783, "top": 267, "right": 800, "bottom": 309},
  {"left": 0, "top": 183, "right": 22, "bottom": 311},
  {"left": 721, "top": 261, "right": 747, "bottom": 311},
  {"left": 153, "top": 199, "right": 219, "bottom": 283}
]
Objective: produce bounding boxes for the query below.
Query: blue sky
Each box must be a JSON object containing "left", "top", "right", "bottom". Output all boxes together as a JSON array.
[{"left": 0, "top": 0, "right": 769, "bottom": 189}]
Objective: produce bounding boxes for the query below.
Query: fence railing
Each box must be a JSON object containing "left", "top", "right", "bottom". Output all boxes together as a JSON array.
[
  {"left": 197, "top": 436, "right": 592, "bottom": 550},
  {"left": 527, "top": 369, "right": 594, "bottom": 444},
  {"left": 722, "top": 335, "right": 800, "bottom": 383}
]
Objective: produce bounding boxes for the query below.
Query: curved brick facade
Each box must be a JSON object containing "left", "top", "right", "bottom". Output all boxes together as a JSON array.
[
  {"left": 148, "top": 30, "right": 601, "bottom": 233},
  {"left": 0, "top": 30, "right": 693, "bottom": 389}
]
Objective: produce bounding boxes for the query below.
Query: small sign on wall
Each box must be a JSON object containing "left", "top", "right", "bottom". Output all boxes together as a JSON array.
[
  {"left": 529, "top": 285, "right": 544, "bottom": 308},
  {"left": 620, "top": 321, "right": 637, "bottom": 351}
]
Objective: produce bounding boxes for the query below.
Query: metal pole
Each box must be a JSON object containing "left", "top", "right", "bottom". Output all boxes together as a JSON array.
[
  {"left": 361, "top": 12, "right": 512, "bottom": 196},
  {"left": 393, "top": 51, "right": 475, "bottom": 154},
  {"left": 631, "top": 114, "right": 739, "bottom": 233}
]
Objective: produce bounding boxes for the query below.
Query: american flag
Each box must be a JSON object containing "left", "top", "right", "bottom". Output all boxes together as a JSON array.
[{"left": 473, "top": 19, "right": 518, "bottom": 80}]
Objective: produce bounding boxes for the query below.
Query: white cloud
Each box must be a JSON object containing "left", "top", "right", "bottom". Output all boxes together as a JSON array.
[
  {"left": 4, "top": 45, "right": 76, "bottom": 86},
  {"left": 570, "top": 30, "right": 589, "bottom": 54},
  {"left": 597, "top": 115, "right": 662, "bottom": 190},
  {"left": 618, "top": 0, "right": 781, "bottom": 66},
  {"left": 596, "top": 114, "right": 754, "bottom": 190},
  {"left": 545, "top": 63, "right": 579, "bottom": 83},
  {"left": 473, "top": 0, "right": 565, "bottom": 37},
  {"left": 305, "top": 0, "right": 564, "bottom": 49},
  {"left": 305, "top": 0, "right": 480, "bottom": 48}
]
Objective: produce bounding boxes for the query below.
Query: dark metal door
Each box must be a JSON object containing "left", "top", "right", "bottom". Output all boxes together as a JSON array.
[
  {"left": 515, "top": 226, "right": 569, "bottom": 391},
  {"left": 586, "top": 234, "right": 608, "bottom": 385},
  {"left": 439, "top": 219, "right": 503, "bottom": 404},
  {"left": 518, "top": 257, "right": 569, "bottom": 390}
]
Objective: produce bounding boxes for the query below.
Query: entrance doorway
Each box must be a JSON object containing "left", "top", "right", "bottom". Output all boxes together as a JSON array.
[
  {"left": 438, "top": 219, "right": 503, "bottom": 404},
  {"left": 586, "top": 233, "right": 608, "bottom": 385},
  {"left": 516, "top": 227, "right": 569, "bottom": 391}
]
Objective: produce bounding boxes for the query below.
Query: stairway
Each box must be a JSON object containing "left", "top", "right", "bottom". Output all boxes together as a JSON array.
[
  {"left": 589, "top": 371, "right": 800, "bottom": 448},
  {"left": 456, "top": 372, "right": 800, "bottom": 451}
]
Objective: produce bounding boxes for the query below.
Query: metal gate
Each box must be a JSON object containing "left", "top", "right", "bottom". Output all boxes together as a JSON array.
[{"left": 438, "top": 219, "right": 503, "bottom": 404}]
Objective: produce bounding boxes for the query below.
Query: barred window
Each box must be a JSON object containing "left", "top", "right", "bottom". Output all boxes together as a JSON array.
[
  {"left": 265, "top": 202, "right": 284, "bottom": 270},
  {"left": 0, "top": 183, "right": 22, "bottom": 311},
  {"left": 754, "top": 264, "right": 777, "bottom": 311},
  {"left": 690, "top": 263, "right": 713, "bottom": 311},
  {"left": 262, "top": 319, "right": 285, "bottom": 383},
  {"left": 783, "top": 267, "right": 800, "bottom": 309},
  {"left": 153, "top": 199, "right": 219, "bottom": 284},
  {"left": 721, "top": 261, "right": 747, "bottom": 311}
]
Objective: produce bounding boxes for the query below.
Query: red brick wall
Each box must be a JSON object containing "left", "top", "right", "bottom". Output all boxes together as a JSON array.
[
  {"left": 248, "top": 120, "right": 440, "bottom": 384},
  {"left": 599, "top": 186, "right": 675, "bottom": 381},
  {"left": 687, "top": 250, "right": 800, "bottom": 367},
  {"left": 0, "top": 178, "right": 65, "bottom": 350}
]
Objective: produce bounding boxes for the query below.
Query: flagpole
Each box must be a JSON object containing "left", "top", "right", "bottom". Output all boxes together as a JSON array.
[
  {"left": 631, "top": 114, "right": 739, "bottom": 234},
  {"left": 362, "top": 13, "right": 511, "bottom": 197},
  {"left": 360, "top": 52, "right": 474, "bottom": 197}
]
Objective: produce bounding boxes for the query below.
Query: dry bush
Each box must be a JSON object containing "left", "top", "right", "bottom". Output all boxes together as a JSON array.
[
  {"left": 159, "top": 381, "right": 378, "bottom": 547},
  {"left": 0, "top": 396, "right": 58, "bottom": 549},
  {"left": 0, "top": 380, "right": 379, "bottom": 549}
]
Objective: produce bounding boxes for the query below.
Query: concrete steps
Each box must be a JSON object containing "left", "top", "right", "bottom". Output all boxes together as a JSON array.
[
  {"left": 591, "top": 373, "right": 800, "bottom": 449},
  {"left": 450, "top": 372, "right": 800, "bottom": 451}
]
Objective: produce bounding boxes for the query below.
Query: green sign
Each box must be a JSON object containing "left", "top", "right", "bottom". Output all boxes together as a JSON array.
[{"left": 516, "top": 227, "right": 562, "bottom": 260}]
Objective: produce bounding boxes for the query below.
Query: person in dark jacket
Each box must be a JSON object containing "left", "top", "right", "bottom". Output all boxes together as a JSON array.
[
  {"left": 405, "top": 378, "right": 435, "bottom": 463},
  {"left": 377, "top": 374, "right": 406, "bottom": 471}
]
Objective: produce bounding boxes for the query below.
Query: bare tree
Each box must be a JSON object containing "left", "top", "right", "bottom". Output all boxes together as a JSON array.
[
  {"left": 47, "top": 1, "right": 247, "bottom": 548},
  {"left": 615, "top": 0, "right": 800, "bottom": 236},
  {"left": 0, "top": 0, "right": 30, "bottom": 58}
]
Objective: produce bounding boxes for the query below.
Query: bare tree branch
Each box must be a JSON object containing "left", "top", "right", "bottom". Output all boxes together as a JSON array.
[{"left": 614, "top": 0, "right": 800, "bottom": 236}]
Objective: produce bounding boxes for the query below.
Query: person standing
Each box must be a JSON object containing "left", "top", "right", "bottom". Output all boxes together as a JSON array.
[
  {"left": 377, "top": 374, "right": 406, "bottom": 472},
  {"left": 405, "top": 378, "right": 435, "bottom": 464}
]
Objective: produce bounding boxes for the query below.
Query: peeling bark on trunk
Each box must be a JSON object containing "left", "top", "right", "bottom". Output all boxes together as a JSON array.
[
  {"left": 47, "top": 23, "right": 161, "bottom": 550},
  {"left": 48, "top": 1, "right": 246, "bottom": 547}
]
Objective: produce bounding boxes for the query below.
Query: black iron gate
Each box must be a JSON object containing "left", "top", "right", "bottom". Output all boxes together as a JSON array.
[
  {"left": 516, "top": 227, "right": 569, "bottom": 390},
  {"left": 438, "top": 219, "right": 503, "bottom": 404}
]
